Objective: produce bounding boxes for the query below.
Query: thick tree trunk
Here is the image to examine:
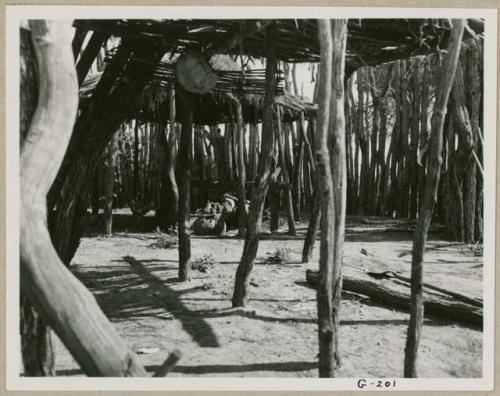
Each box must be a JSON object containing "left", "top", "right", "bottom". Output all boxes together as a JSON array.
[
  {"left": 20, "top": 27, "right": 55, "bottom": 376},
  {"left": 178, "top": 92, "right": 194, "bottom": 281},
  {"left": 232, "top": 23, "right": 277, "bottom": 307},
  {"left": 404, "top": 19, "right": 464, "bottom": 378},
  {"left": 21, "top": 20, "right": 150, "bottom": 377}
]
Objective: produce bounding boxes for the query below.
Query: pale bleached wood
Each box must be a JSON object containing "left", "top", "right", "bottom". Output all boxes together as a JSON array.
[
  {"left": 404, "top": 19, "right": 465, "bottom": 378},
  {"left": 315, "top": 19, "right": 336, "bottom": 378},
  {"left": 20, "top": 20, "right": 150, "bottom": 376}
]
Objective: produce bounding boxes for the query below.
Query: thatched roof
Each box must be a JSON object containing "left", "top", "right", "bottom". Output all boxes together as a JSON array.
[
  {"left": 100, "top": 48, "right": 285, "bottom": 96},
  {"left": 74, "top": 19, "right": 483, "bottom": 72},
  {"left": 81, "top": 71, "right": 316, "bottom": 125}
]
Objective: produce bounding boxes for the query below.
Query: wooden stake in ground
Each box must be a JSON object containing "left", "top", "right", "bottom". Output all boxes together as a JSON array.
[
  {"left": 167, "top": 83, "right": 179, "bottom": 228},
  {"left": 276, "top": 105, "right": 296, "bottom": 235},
  {"left": 103, "top": 133, "right": 118, "bottom": 236},
  {"left": 327, "top": 18, "right": 348, "bottom": 377},
  {"left": 404, "top": 19, "right": 465, "bottom": 378},
  {"left": 20, "top": 20, "right": 149, "bottom": 377},
  {"left": 232, "top": 23, "right": 278, "bottom": 307},
  {"left": 226, "top": 93, "right": 248, "bottom": 237},
  {"left": 178, "top": 92, "right": 194, "bottom": 282},
  {"left": 315, "top": 19, "right": 336, "bottom": 377}
]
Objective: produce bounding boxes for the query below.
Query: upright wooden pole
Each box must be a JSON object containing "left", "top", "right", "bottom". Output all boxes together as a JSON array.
[
  {"left": 327, "top": 18, "right": 348, "bottom": 377},
  {"left": 167, "top": 83, "right": 179, "bottom": 228},
  {"left": 315, "top": 19, "right": 335, "bottom": 377},
  {"left": 103, "top": 133, "right": 118, "bottom": 236},
  {"left": 276, "top": 105, "right": 296, "bottom": 235},
  {"left": 178, "top": 92, "right": 194, "bottom": 281},
  {"left": 226, "top": 93, "right": 248, "bottom": 236},
  {"left": 20, "top": 20, "right": 148, "bottom": 377},
  {"left": 404, "top": 19, "right": 464, "bottom": 378},
  {"left": 232, "top": 23, "right": 277, "bottom": 307}
]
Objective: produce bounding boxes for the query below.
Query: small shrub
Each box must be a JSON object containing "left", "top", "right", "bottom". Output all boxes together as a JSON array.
[
  {"left": 150, "top": 228, "right": 178, "bottom": 249},
  {"left": 266, "top": 247, "right": 292, "bottom": 263},
  {"left": 192, "top": 254, "right": 216, "bottom": 273}
]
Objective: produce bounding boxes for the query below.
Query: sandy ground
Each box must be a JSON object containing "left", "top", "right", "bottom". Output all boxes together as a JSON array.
[{"left": 49, "top": 214, "right": 482, "bottom": 378}]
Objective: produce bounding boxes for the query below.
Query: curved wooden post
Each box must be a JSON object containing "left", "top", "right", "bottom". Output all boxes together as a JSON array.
[
  {"left": 20, "top": 20, "right": 149, "bottom": 377},
  {"left": 404, "top": 19, "right": 465, "bottom": 378},
  {"left": 232, "top": 23, "right": 277, "bottom": 307}
]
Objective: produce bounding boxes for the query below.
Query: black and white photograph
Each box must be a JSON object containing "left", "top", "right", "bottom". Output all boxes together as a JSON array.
[{"left": 5, "top": 5, "right": 497, "bottom": 392}]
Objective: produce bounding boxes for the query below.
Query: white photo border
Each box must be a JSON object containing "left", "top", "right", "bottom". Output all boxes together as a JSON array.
[{"left": 5, "top": 5, "right": 497, "bottom": 391}]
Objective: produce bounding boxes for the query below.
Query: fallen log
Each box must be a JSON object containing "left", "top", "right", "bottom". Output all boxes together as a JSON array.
[
  {"left": 366, "top": 270, "right": 483, "bottom": 308},
  {"left": 305, "top": 270, "right": 482, "bottom": 328}
]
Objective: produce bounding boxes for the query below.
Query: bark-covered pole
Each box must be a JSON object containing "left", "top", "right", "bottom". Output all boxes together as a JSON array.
[
  {"left": 20, "top": 20, "right": 149, "bottom": 377},
  {"left": 404, "top": 19, "right": 465, "bottom": 378},
  {"left": 226, "top": 93, "right": 248, "bottom": 237},
  {"left": 326, "top": 18, "right": 348, "bottom": 377},
  {"left": 103, "top": 133, "right": 118, "bottom": 236},
  {"left": 167, "top": 83, "right": 179, "bottom": 228},
  {"left": 276, "top": 105, "right": 296, "bottom": 235},
  {"left": 178, "top": 91, "right": 194, "bottom": 281},
  {"left": 232, "top": 23, "right": 277, "bottom": 307},
  {"left": 315, "top": 19, "right": 336, "bottom": 377}
]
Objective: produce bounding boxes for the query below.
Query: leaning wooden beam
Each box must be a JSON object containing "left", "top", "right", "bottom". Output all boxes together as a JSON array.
[
  {"left": 327, "top": 18, "right": 348, "bottom": 377},
  {"left": 315, "top": 19, "right": 336, "bottom": 378},
  {"left": 76, "top": 31, "right": 108, "bottom": 85},
  {"left": 152, "top": 350, "right": 182, "bottom": 377},
  {"left": 302, "top": 119, "right": 320, "bottom": 262},
  {"left": 178, "top": 91, "right": 194, "bottom": 281},
  {"left": 232, "top": 23, "right": 277, "bottom": 307},
  {"left": 276, "top": 105, "right": 296, "bottom": 235},
  {"left": 404, "top": 19, "right": 465, "bottom": 378},
  {"left": 49, "top": 41, "right": 163, "bottom": 265},
  {"left": 302, "top": 191, "right": 320, "bottom": 263},
  {"left": 226, "top": 93, "right": 248, "bottom": 236},
  {"left": 21, "top": 20, "right": 148, "bottom": 377},
  {"left": 71, "top": 27, "right": 87, "bottom": 61}
]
